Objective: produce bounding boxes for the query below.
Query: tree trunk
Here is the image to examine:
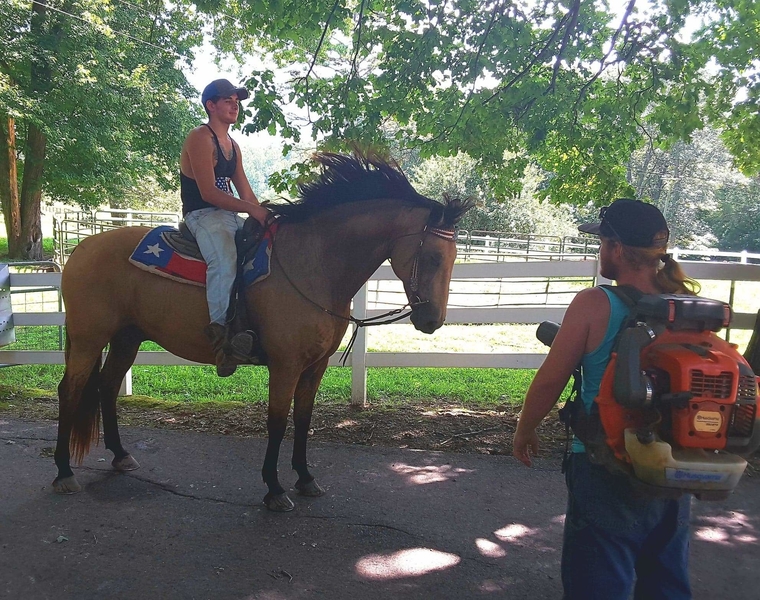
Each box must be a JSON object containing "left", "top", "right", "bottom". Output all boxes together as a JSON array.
[
  {"left": 666, "top": 142, "right": 683, "bottom": 243},
  {"left": 18, "top": 123, "right": 46, "bottom": 260},
  {"left": 0, "top": 115, "right": 22, "bottom": 255},
  {"left": 8, "top": 0, "right": 52, "bottom": 261},
  {"left": 631, "top": 144, "right": 653, "bottom": 198}
]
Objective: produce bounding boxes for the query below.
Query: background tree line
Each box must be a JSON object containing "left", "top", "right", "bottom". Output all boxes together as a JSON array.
[{"left": 2, "top": 0, "right": 759, "bottom": 258}]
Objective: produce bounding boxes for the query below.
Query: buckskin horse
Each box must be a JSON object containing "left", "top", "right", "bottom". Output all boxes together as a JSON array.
[{"left": 53, "top": 152, "right": 473, "bottom": 511}]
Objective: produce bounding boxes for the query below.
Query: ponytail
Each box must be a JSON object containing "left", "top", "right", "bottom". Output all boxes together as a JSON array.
[
  {"left": 656, "top": 253, "right": 701, "bottom": 295},
  {"left": 620, "top": 241, "right": 701, "bottom": 296}
]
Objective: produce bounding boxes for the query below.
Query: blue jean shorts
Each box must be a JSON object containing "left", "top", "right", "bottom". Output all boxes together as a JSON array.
[{"left": 561, "top": 452, "right": 692, "bottom": 600}]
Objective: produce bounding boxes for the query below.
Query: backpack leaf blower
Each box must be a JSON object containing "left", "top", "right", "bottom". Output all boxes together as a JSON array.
[{"left": 539, "top": 287, "right": 760, "bottom": 500}]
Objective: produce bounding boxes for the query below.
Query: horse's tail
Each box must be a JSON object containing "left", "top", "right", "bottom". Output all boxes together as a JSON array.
[{"left": 64, "top": 332, "right": 103, "bottom": 465}]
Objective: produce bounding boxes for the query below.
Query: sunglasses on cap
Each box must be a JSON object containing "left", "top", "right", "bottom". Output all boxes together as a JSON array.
[{"left": 598, "top": 206, "right": 623, "bottom": 241}]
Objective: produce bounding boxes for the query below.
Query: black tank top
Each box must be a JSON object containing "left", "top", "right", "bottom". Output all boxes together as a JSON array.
[{"left": 180, "top": 124, "right": 237, "bottom": 215}]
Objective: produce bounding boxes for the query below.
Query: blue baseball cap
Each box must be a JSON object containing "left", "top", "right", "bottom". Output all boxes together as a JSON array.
[{"left": 201, "top": 79, "right": 250, "bottom": 106}]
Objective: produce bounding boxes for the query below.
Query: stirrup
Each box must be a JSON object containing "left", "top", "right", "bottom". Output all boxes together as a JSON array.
[{"left": 228, "top": 330, "right": 255, "bottom": 359}]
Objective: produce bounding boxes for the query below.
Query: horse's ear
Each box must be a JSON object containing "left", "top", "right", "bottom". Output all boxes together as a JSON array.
[{"left": 441, "top": 195, "right": 475, "bottom": 227}]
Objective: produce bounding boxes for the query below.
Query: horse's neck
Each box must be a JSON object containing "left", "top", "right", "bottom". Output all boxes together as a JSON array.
[{"left": 278, "top": 201, "right": 426, "bottom": 307}]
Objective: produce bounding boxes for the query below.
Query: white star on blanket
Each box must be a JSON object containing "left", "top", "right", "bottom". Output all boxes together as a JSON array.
[{"left": 144, "top": 243, "right": 164, "bottom": 258}]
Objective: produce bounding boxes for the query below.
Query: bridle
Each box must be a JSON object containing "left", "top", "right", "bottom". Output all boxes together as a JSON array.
[
  {"left": 407, "top": 224, "right": 458, "bottom": 298},
  {"left": 271, "top": 212, "right": 457, "bottom": 364}
]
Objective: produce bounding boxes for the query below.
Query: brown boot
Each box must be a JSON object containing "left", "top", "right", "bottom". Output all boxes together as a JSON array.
[{"left": 204, "top": 323, "right": 254, "bottom": 377}]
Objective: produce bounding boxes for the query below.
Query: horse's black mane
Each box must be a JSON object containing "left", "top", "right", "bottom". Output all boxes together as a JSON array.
[{"left": 267, "top": 152, "right": 473, "bottom": 228}]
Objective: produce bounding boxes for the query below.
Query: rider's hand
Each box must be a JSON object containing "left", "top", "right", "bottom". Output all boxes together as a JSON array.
[
  {"left": 248, "top": 204, "right": 270, "bottom": 226},
  {"left": 513, "top": 427, "right": 540, "bottom": 467}
]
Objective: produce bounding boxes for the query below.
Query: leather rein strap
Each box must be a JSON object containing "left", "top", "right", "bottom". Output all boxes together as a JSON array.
[{"left": 271, "top": 217, "right": 457, "bottom": 365}]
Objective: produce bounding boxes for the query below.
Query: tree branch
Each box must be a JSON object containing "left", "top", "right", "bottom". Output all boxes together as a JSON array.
[
  {"left": 298, "top": 0, "right": 341, "bottom": 85},
  {"left": 481, "top": 10, "right": 571, "bottom": 106},
  {"left": 548, "top": 0, "right": 581, "bottom": 93},
  {"left": 449, "top": 1, "right": 503, "bottom": 132},
  {"left": 347, "top": 0, "right": 366, "bottom": 85},
  {"left": 427, "top": 0, "right": 505, "bottom": 143},
  {"left": 572, "top": 0, "right": 637, "bottom": 112},
  {"left": 149, "top": 0, "right": 162, "bottom": 44}
]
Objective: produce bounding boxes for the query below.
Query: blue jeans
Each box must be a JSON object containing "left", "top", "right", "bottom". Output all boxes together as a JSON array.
[
  {"left": 562, "top": 453, "right": 692, "bottom": 600},
  {"left": 183, "top": 207, "right": 245, "bottom": 324}
]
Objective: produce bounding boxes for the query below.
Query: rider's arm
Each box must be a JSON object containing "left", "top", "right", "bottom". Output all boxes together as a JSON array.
[
  {"left": 512, "top": 288, "right": 603, "bottom": 466},
  {"left": 183, "top": 128, "right": 262, "bottom": 214}
]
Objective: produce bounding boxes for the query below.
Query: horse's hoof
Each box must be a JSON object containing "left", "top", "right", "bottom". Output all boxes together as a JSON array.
[
  {"left": 295, "top": 479, "right": 325, "bottom": 497},
  {"left": 263, "top": 492, "right": 295, "bottom": 512},
  {"left": 112, "top": 454, "right": 140, "bottom": 471},
  {"left": 52, "top": 475, "right": 82, "bottom": 494}
]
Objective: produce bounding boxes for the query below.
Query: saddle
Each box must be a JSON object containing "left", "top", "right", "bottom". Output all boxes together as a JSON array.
[
  {"left": 162, "top": 218, "right": 263, "bottom": 264},
  {"left": 166, "top": 217, "right": 269, "bottom": 366},
  {"left": 162, "top": 222, "right": 204, "bottom": 260}
]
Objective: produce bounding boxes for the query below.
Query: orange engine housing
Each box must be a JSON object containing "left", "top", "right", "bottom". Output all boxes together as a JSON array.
[{"left": 596, "top": 329, "right": 759, "bottom": 463}]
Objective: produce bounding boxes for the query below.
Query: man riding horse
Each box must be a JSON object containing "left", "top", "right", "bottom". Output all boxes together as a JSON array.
[
  {"left": 53, "top": 147, "right": 473, "bottom": 508},
  {"left": 180, "top": 78, "right": 270, "bottom": 376}
]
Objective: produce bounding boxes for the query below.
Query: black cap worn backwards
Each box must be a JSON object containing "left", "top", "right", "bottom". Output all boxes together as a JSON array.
[{"left": 578, "top": 198, "right": 669, "bottom": 248}]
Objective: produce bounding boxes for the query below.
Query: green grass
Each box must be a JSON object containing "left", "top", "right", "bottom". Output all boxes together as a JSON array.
[
  {"left": 3, "top": 326, "right": 64, "bottom": 350},
  {"left": 2, "top": 320, "right": 541, "bottom": 405},
  {"left": 0, "top": 363, "right": 536, "bottom": 406}
]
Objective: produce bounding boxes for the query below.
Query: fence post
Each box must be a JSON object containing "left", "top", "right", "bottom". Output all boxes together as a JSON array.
[
  {"left": 594, "top": 256, "right": 610, "bottom": 286},
  {"left": 119, "top": 368, "right": 133, "bottom": 396},
  {"left": 0, "top": 264, "right": 16, "bottom": 347},
  {"left": 350, "top": 282, "right": 368, "bottom": 407}
]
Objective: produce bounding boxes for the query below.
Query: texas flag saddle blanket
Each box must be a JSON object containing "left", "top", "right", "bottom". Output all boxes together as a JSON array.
[{"left": 128, "top": 223, "right": 278, "bottom": 288}]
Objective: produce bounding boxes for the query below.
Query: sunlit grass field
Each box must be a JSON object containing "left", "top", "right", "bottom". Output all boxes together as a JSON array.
[{"left": 0, "top": 312, "right": 753, "bottom": 407}]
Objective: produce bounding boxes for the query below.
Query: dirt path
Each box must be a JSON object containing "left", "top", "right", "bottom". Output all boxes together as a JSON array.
[{"left": 0, "top": 390, "right": 570, "bottom": 458}]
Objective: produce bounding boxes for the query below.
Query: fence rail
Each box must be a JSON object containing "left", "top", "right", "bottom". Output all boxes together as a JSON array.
[
  {"left": 53, "top": 209, "right": 180, "bottom": 264},
  {"left": 3, "top": 259, "right": 760, "bottom": 404},
  {"left": 48, "top": 210, "right": 760, "bottom": 267}
]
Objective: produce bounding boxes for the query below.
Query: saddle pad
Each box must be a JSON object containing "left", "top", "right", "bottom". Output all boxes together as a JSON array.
[
  {"left": 243, "top": 222, "right": 279, "bottom": 286},
  {"left": 128, "top": 223, "right": 280, "bottom": 288},
  {"left": 129, "top": 225, "right": 206, "bottom": 286}
]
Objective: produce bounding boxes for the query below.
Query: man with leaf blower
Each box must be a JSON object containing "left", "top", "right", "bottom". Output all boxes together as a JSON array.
[{"left": 514, "top": 199, "right": 699, "bottom": 599}]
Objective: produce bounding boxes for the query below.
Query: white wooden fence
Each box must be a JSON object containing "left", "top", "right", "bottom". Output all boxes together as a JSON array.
[{"left": 3, "top": 259, "right": 760, "bottom": 405}]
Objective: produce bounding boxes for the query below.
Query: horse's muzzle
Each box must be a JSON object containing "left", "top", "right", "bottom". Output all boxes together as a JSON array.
[{"left": 410, "top": 305, "right": 443, "bottom": 334}]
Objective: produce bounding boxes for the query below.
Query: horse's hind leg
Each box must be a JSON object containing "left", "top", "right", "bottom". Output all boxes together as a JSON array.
[
  {"left": 100, "top": 326, "right": 144, "bottom": 472},
  {"left": 292, "top": 358, "right": 328, "bottom": 498},
  {"left": 53, "top": 341, "right": 103, "bottom": 494}
]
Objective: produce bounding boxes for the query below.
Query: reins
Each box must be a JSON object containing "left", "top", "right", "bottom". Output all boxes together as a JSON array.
[{"left": 271, "top": 216, "right": 457, "bottom": 365}]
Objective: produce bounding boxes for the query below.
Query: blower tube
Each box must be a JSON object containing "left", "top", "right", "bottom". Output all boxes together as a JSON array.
[{"left": 613, "top": 323, "right": 657, "bottom": 409}]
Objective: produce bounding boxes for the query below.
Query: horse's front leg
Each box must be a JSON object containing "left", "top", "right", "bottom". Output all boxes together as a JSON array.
[
  {"left": 262, "top": 364, "right": 300, "bottom": 512},
  {"left": 292, "top": 357, "right": 329, "bottom": 498}
]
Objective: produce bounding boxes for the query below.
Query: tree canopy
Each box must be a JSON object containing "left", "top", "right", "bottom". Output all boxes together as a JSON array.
[
  {"left": 207, "top": 0, "right": 760, "bottom": 206},
  {"left": 1, "top": 0, "right": 203, "bottom": 257},
  {"left": 2, "top": 1, "right": 758, "bottom": 258}
]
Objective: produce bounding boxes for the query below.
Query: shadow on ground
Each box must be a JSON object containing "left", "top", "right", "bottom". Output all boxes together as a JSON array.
[{"left": 1, "top": 418, "right": 758, "bottom": 599}]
